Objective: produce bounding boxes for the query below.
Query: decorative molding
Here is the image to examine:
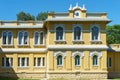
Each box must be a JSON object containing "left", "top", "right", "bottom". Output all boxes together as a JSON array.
[
  {"left": 48, "top": 45, "right": 108, "bottom": 50},
  {"left": 54, "top": 51, "right": 66, "bottom": 58},
  {"left": 0, "top": 48, "right": 47, "bottom": 53},
  {"left": 89, "top": 51, "right": 102, "bottom": 58},
  {"left": 72, "top": 51, "right": 84, "bottom": 58}
]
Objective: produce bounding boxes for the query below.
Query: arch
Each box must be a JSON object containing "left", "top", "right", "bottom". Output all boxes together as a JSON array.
[
  {"left": 90, "top": 51, "right": 102, "bottom": 58},
  {"left": 8, "top": 31, "right": 12, "bottom": 44},
  {"left": 34, "top": 31, "right": 39, "bottom": 44},
  {"left": 54, "top": 51, "right": 66, "bottom": 58},
  {"left": 72, "top": 51, "right": 84, "bottom": 58},
  {"left": 74, "top": 10, "right": 81, "bottom": 18}
]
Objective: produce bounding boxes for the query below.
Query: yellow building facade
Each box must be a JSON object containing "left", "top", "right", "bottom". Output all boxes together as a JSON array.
[{"left": 0, "top": 3, "right": 119, "bottom": 79}]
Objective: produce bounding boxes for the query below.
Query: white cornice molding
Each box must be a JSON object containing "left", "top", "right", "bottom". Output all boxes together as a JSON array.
[
  {"left": 0, "top": 48, "right": 47, "bottom": 53},
  {"left": 48, "top": 45, "right": 108, "bottom": 50}
]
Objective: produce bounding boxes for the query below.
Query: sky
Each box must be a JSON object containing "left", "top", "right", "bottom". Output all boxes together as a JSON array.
[{"left": 0, "top": 0, "right": 119, "bottom": 25}]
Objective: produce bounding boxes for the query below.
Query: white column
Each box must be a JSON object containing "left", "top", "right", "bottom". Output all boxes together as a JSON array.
[
  {"left": 25, "top": 58, "right": 27, "bottom": 67},
  {"left": 20, "top": 58, "right": 22, "bottom": 67},
  {"left": 41, "top": 58, "right": 43, "bottom": 67}
]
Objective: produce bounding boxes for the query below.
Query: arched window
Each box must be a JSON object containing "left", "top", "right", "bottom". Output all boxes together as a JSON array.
[
  {"left": 93, "top": 55, "right": 98, "bottom": 66},
  {"left": 8, "top": 32, "right": 12, "bottom": 44},
  {"left": 18, "top": 31, "right": 28, "bottom": 45},
  {"left": 40, "top": 32, "right": 44, "bottom": 44},
  {"left": 19, "top": 32, "right": 23, "bottom": 45},
  {"left": 34, "top": 31, "right": 44, "bottom": 45},
  {"left": 24, "top": 32, "right": 28, "bottom": 44},
  {"left": 35, "top": 32, "right": 39, "bottom": 44},
  {"left": 3, "top": 32, "right": 7, "bottom": 44},
  {"left": 57, "top": 55, "right": 62, "bottom": 66},
  {"left": 56, "top": 27, "right": 63, "bottom": 40},
  {"left": 2, "top": 31, "right": 12, "bottom": 45},
  {"left": 74, "top": 26, "right": 81, "bottom": 40},
  {"left": 91, "top": 26, "right": 99, "bottom": 40},
  {"left": 75, "top": 55, "right": 80, "bottom": 65},
  {"left": 74, "top": 10, "right": 80, "bottom": 18}
]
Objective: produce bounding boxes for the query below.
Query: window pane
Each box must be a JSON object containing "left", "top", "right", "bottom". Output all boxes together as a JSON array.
[
  {"left": 43, "top": 58, "right": 45, "bottom": 66},
  {"left": 93, "top": 55, "right": 98, "bottom": 66},
  {"left": 6, "top": 58, "right": 10, "bottom": 67},
  {"left": 22, "top": 58, "right": 25, "bottom": 66},
  {"left": 92, "top": 27, "right": 99, "bottom": 40},
  {"left": 38, "top": 58, "right": 41, "bottom": 66},
  {"left": 24, "top": 32, "right": 28, "bottom": 44},
  {"left": 19, "top": 32, "right": 23, "bottom": 44},
  {"left": 8, "top": 32, "right": 12, "bottom": 44},
  {"left": 35, "top": 32, "right": 39, "bottom": 44},
  {"left": 3, "top": 32, "right": 7, "bottom": 44},
  {"left": 40, "top": 32, "right": 44, "bottom": 44},
  {"left": 75, "top": 55, "right": 80, "bottom": 65},
  {"left": 57, "top": 55, "right": 62, "bottom": 65},
  {"left": 74, "top": 27, "right": 81, "bottom": 40},
  {"left": 2, "top": 58, "right": 4, "bottom": 67},
  {"left": 56, "top": 27, "right": 63, "bottom": 40}
]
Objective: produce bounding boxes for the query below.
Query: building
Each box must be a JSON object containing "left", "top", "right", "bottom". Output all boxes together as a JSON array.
[{"left": 0, "top": 3, "right": 119, "bottom": 79}]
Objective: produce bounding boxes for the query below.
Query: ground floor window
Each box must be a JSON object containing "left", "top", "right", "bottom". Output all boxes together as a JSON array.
[
  {"left": 107, "top": 57, "right": 112, "bottom": 68},
  {"left": 93, "top": 55, "right": 98, "bottom": 66},
  {"left": 18, "top": 57, "right": 29, "bottom": 67},
  {"left": 57, "top": 55, "right": 62, "bottom": 66},
  {"left": 2, "top": 57, "right": 13, "bottom": 67},
  {"left": 34, "top": 57, "right": 45, "bottom": 67},
  {"left": 75, "top": 55, "right": 80, "bottom": 66}
]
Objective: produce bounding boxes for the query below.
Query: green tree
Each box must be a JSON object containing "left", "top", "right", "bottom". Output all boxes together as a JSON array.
[
  {"left": 36, "top": 12, "right": 48, "bottom": 21},
  {"left": 106, "top": 24, "right": 120, "bottom": 44},
  {"left": 17, "top": 11, "right": 35, "bottom": 21}
]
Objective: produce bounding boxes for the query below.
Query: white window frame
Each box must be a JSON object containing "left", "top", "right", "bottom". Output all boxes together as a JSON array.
[
  {"left": 34, "top": 57, "right": 45, "bottom": 67},
  {"left": 72, "top": 24, "right": 83, "bottom": 42},
  {"left": 54, "top": 24, "right": 65, "bottom": 42},
  {"left": 92, "top": 55, "right": 98, "bottom": 66},
  {"left": 18, "top": 57, "right": 29, "bottom": 67},
  {"left": 2, "top": 57, "right": 13, "bottom": 68},
  {"left": 57, "top": 55, "right": 63, "bottom": 66},
  {"left": 74, "top": 10, "right": 81, "bottom": 18},
  {"left": 90, "top": 24, "right": 100, "bottom": 42},
  {"left": 34, "top": 31, "right": 45, "bottom": 45},
  {"left": 2, "top": 31, "right": 13, "bottom": 46},
  {"left": 18, "top": 31, "right": 29, "bottom": 46}
]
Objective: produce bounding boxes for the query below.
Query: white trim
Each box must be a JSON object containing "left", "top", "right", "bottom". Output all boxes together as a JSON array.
[
  {"left": 72, "top": 24, "right": 83, "bottom": 41},
  {"left": 74, "top": 10, "right": 81, "bottom": 18},
  {"left": 0, "top": 48, "right": 47, "bottom": 53},
  {"left": 89, "top": 51, "right": 102, "bottom": 58},
  {"left": 72, "top": 51, "right": 84, "bottom": 58},
  {"left": 90, "top": 24, "right": 100, "bottom": 41},
  {"left": 0, "top": 26, "right": 43, "bottom": 29},
  {"left": 48, "top": 45, "right": 108, "bottom": 50},
  {"left": 54, "top": 24, "right": 65, "bottom": 41},
  {"left": 54, "top": 51, "right": 66, "bottom": 58},
  {"left": 18, "top": 57, "right": 29, "bottom": 67}
]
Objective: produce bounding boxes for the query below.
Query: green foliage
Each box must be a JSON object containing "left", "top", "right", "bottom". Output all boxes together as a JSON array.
[
  {"left": 36, "top": 12, "right": 48, "bottom": 21},
  {"left": 106, "top": 24, "right": 120, "bottom": 44},
  {"left": 17, "top": 11, "right": 35, "bottom": 21}
]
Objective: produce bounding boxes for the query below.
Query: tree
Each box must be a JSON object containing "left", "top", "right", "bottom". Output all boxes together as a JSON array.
[
  {"left": 17, "top": 11, "right": 35, "bottom": 21},
  {"left": 36, "top": 12, "right": 48, "bottom": 21},
  {"left": 106, "top": 25, "right": 120, "bottom": 44}
]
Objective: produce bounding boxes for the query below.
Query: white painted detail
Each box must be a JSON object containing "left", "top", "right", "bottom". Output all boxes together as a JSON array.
[
  {"left": 72, "top": 51, "right": 84, "bottom": 58},
  {"left": 54, "top": 51, "right": 66, "bottom": 58},
  {"left": 89, "top": 51, "right": 102, "bottom": 58}
]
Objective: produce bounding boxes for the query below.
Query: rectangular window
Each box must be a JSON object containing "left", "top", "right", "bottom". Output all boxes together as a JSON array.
[
  {"left": 107, "top": 57, "right": 112, "bottom": 68},
  {"left": 34, "top": 57, "right": 45, "bottom": 67},
  {"left": 2, "top": 57, "right": 13, "bottom": 67},
  {"left": 18, "top": 57, "right": 29, "bottom": 67}
]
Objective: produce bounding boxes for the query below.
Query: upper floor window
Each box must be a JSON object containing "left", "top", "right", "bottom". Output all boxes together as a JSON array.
[
  {"left": 56, "top": 27, "right": 64, "bottom": 41},
  {"left": 2, "top": 31, "right": 13, "bottom": 45},
  {"left": 18, "top": 31, "right": 28, "bottom": 45},
  {"left": 93, "top": 55, "right": 98, "bottom": 66},
  {"left": 34, "top": 57, "right": 45, "bottom": 67},
  {"left": 34, "top": 32, "right": 44, "bottom": 45},
  {"left": 75, "top": 55, "right": 80, "bottom": 66},
  {"left": 73, "top": 26, "right": 82, "bottom": 41},
  {"left": 57, "top": 55, "right": 62, "bottom": 66},
  {"left": 91, "top": 26, "right": 100, "bottom": 41},
  {"left": 2, "top": 57, "right": 13, "bottom": 67}
]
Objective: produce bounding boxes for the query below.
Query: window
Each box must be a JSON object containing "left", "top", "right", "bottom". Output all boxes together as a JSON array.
[
  {"left": 34, "top": 57, "right": 45, "bottom": 67},
  {"left": 93, "top": 55, "right": 98, "bottom": 66},
  {"left": 75, "top": 55, "right": 80, "bottom": 66},
  {"left": 107, "top": 57, "right": 111, "bottom": 68},
  {"left": 18, "top": 57, "right": 29, "bottom": 67},
  {"left": 2, "top": 31, "right": 12, "bottom": 45},
  {"left": 74, "top": 26, "right": 81, "bottom": 40},
  {"left": 91, "top": 26, "right": 99, "bottom": 41},
  {"left": 2, "top": 57, "right": 13, "bottom": 67},
  {"left": 18, "top": 31, "right": 28, "bottom": 45},
  {"left": 34, "top": 32, "right": 44, "bottom": 45},
  {"left": 56, "top": 27, "right": 63, "bottom": 41},
  {"left": 74, "top": 10, "right": 80, "bottom": 18},
  {"left": 57, "top": 55, "right": 62, "bottom": 66}
]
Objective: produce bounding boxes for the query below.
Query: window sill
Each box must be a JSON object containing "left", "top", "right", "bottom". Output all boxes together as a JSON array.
[
  {"left": 93, "top": 65, "right": 98, "bottom": 67},
  {"left": 90, "top": 40, "right": 101, "bottom": 42},
  {"left": 75, "top": 65, "right": 80, "bottom": 67},
  {"left": 2, "top": 44, "right": 14, "bottom": 47},
  {"left": 72, "top": 40, "right": 84, "bottom": 44},
  {"left": 34, "top": 44, "right": 45, "bottom": 46},
  {"left": 17, "top": 44, "right": 29, "bottom": 47},
  {"left": 34, "top": 66, "right": 46, "bottom": 68},
  {"left": 18, "top": 67, "right": 29, "bottom": 68},
  {"left": 54, "top": 40, "right": 66, "bottom": 43}
]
